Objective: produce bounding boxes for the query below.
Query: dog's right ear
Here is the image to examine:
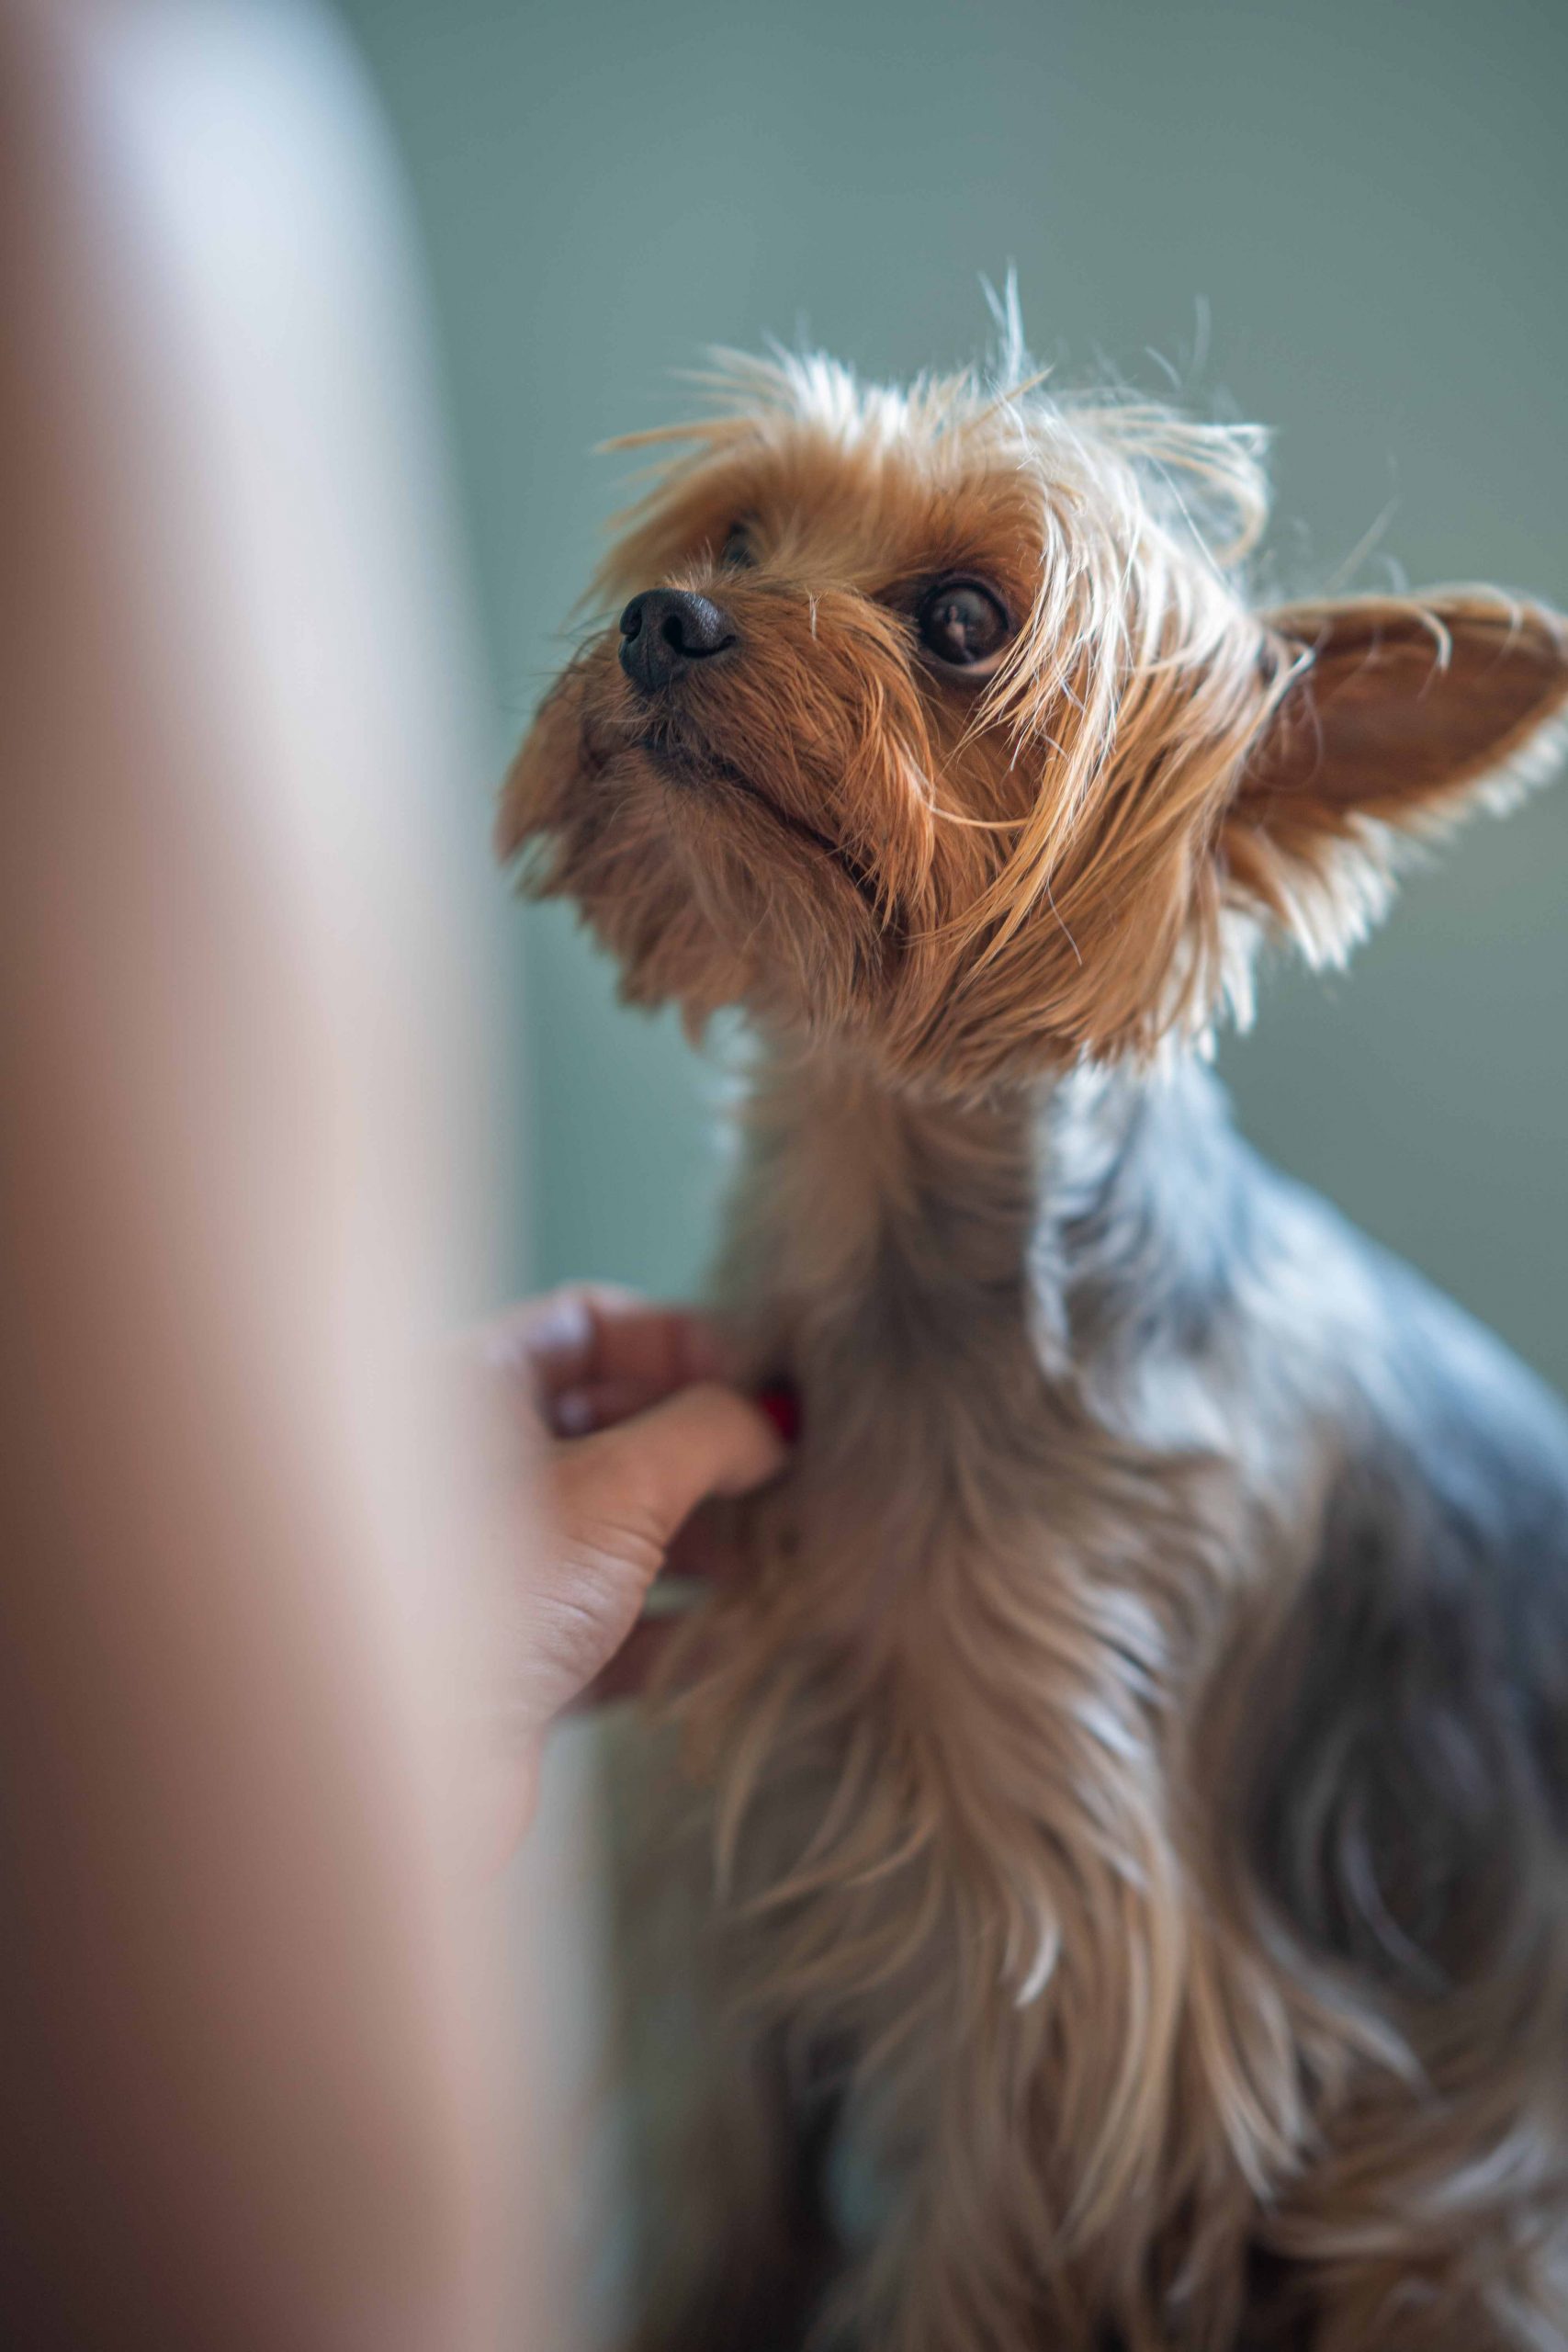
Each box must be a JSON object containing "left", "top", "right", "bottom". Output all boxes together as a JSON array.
[{"left": 1223, "top": 591, "right": 1568, "bottom": 956}]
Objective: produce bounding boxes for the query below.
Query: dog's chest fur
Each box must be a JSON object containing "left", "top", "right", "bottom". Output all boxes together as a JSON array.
[{"left": 673, "top": 1048, "right": 1355, "bottom": 2337}]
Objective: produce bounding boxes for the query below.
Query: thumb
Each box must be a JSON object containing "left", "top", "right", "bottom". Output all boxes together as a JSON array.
[
  {"left": 480, "top": 1383, "right": 789, "bottom": 1854},
  {"left": 564, "top": 1380, "right": 787, "bottom": 1577}
]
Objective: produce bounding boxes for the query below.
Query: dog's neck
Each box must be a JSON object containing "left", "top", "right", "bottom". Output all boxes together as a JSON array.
[
  {"left": 720, "top": 1037, "right": 1229, "bottom": 1419},
  {"left": 698, "top": 1036, "right": 1269, "bottom": 2202},
  {"left": 725, "top": 1046, "right": 1050, "bottom": 1329}
]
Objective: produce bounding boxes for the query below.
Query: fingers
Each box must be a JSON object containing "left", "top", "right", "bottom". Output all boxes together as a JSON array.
[
  {"left": 561, "top": 1374, "right": 789, "bottom": 1561},
  {"left": 472, "top": 1284, "right": 630, "bottom": 1395},
  {"left": 513, "top": 1381, "right": 783, "bottom": 1735},
  {"left": 469, "top": 1296, "right": 790, "bottom": 1761},
  {"left": 476, "top": 1285, "right": 733, "bottom": 1420},
  {"left": 550, "top": 1374, "right": 674, "bottom": 1439},
  {"left": 583, "top": 1296, "right": 731, "bottom": 1393},
  {"left": 462, "top": 1294, "right": 790, "bottom": 1864}
]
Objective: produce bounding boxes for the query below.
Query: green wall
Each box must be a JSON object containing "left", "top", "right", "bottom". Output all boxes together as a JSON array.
[{"left": 340, "top": 0, "right": 1568, "bottom": 1389}]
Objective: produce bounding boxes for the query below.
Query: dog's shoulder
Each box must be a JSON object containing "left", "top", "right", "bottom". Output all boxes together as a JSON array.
[
  {"left": 1238, "top": 1232, "right": 1568, "bottom": 1989},
  {"left": 1296, "top": 1214, "right": 1568, "bottom": 1775}
]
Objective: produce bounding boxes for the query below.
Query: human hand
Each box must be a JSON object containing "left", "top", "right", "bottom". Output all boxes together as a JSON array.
[{"left": 465, "top": 1286, "right": 791, "bottom": 1861}]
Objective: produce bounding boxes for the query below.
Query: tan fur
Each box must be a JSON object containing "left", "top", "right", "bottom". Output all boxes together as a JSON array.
[{"left": 502, "top": 344, "right": 1568, "bottom": 2349}]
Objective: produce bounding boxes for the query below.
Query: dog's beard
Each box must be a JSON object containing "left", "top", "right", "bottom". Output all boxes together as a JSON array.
[
  {"left": 632, "top": 718, "right": 887, "bottom": 921},
  {"left": 499, "top": 630, "right": 1208, "bottom": 1086},
  {"left": 503, "top": 643, "right": 904, "bottom": 1042}
]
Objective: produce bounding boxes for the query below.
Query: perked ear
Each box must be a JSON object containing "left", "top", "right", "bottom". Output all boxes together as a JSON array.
[{"left": 1223, "top": 590, "right": 1568, "bottom": 959}]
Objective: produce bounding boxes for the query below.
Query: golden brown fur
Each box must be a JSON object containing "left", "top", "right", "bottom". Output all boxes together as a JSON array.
[
  {"left": 502, "top": 337, "right": 1568, "bottom": 2349},
  {"left": 502, "top": 347, "right": 1566, "bottom": 1080}
]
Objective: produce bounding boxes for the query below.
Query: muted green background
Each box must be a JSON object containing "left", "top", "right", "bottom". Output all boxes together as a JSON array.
[{"left": 341, "top": 0, "right": 1568, "bottom": 1391}]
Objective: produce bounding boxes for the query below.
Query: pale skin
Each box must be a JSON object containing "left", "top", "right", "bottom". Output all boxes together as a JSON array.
[{"left": 467, "top": 1285, "right": 787, "bottom": 1861}]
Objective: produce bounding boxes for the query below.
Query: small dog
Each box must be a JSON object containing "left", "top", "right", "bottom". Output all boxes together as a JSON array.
[{"left": 501, "top": 323, "right": 1568, "bottom": 2351}]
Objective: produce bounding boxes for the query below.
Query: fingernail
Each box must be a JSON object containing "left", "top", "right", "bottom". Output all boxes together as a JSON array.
[
  {"left": 755, "top": 1380, "right": 802, "bottom": 1445},
  {"left": 552, "top": 1389, "right": 595, "bottom": 1437}
]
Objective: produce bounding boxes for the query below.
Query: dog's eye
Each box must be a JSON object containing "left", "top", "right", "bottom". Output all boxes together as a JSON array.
[
  {"left": 721, "top": 522, "right": 756, "bottom": 569},
  {"left": 916, "top": 578, "right": 1010, "bottom": 671}
]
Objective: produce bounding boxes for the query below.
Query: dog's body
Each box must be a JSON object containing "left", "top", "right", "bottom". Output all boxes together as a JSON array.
[
  {"left": 610, "top": 1049, "right": 1568, "bottom": 2351},
  {"left": 503, "top": 334, "right": 1568, "bottom": 2346}
]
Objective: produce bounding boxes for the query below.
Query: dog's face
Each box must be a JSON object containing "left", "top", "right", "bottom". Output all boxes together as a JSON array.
[{"left": 502, "top": 354, "right": 1568, "bottom": 1088}]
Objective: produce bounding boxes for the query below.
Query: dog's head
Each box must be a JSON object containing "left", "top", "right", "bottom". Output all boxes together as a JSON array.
[{"left": 501, "top": 348, "right": 1568, "bottom": 1087}]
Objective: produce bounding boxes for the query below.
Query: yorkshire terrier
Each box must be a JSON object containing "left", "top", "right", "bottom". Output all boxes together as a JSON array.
[{"left": 500, "top": 323, "right": 1568, "bottom": 2351}]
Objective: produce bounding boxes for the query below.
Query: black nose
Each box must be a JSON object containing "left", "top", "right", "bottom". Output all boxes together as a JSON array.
[{"left": 618, "top": 588, "right": 735, "bottom": 695}]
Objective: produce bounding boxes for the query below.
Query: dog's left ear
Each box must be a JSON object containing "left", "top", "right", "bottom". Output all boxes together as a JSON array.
[{"left": 1223, "top": 591, "right": 1568, "bottom": 947}]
